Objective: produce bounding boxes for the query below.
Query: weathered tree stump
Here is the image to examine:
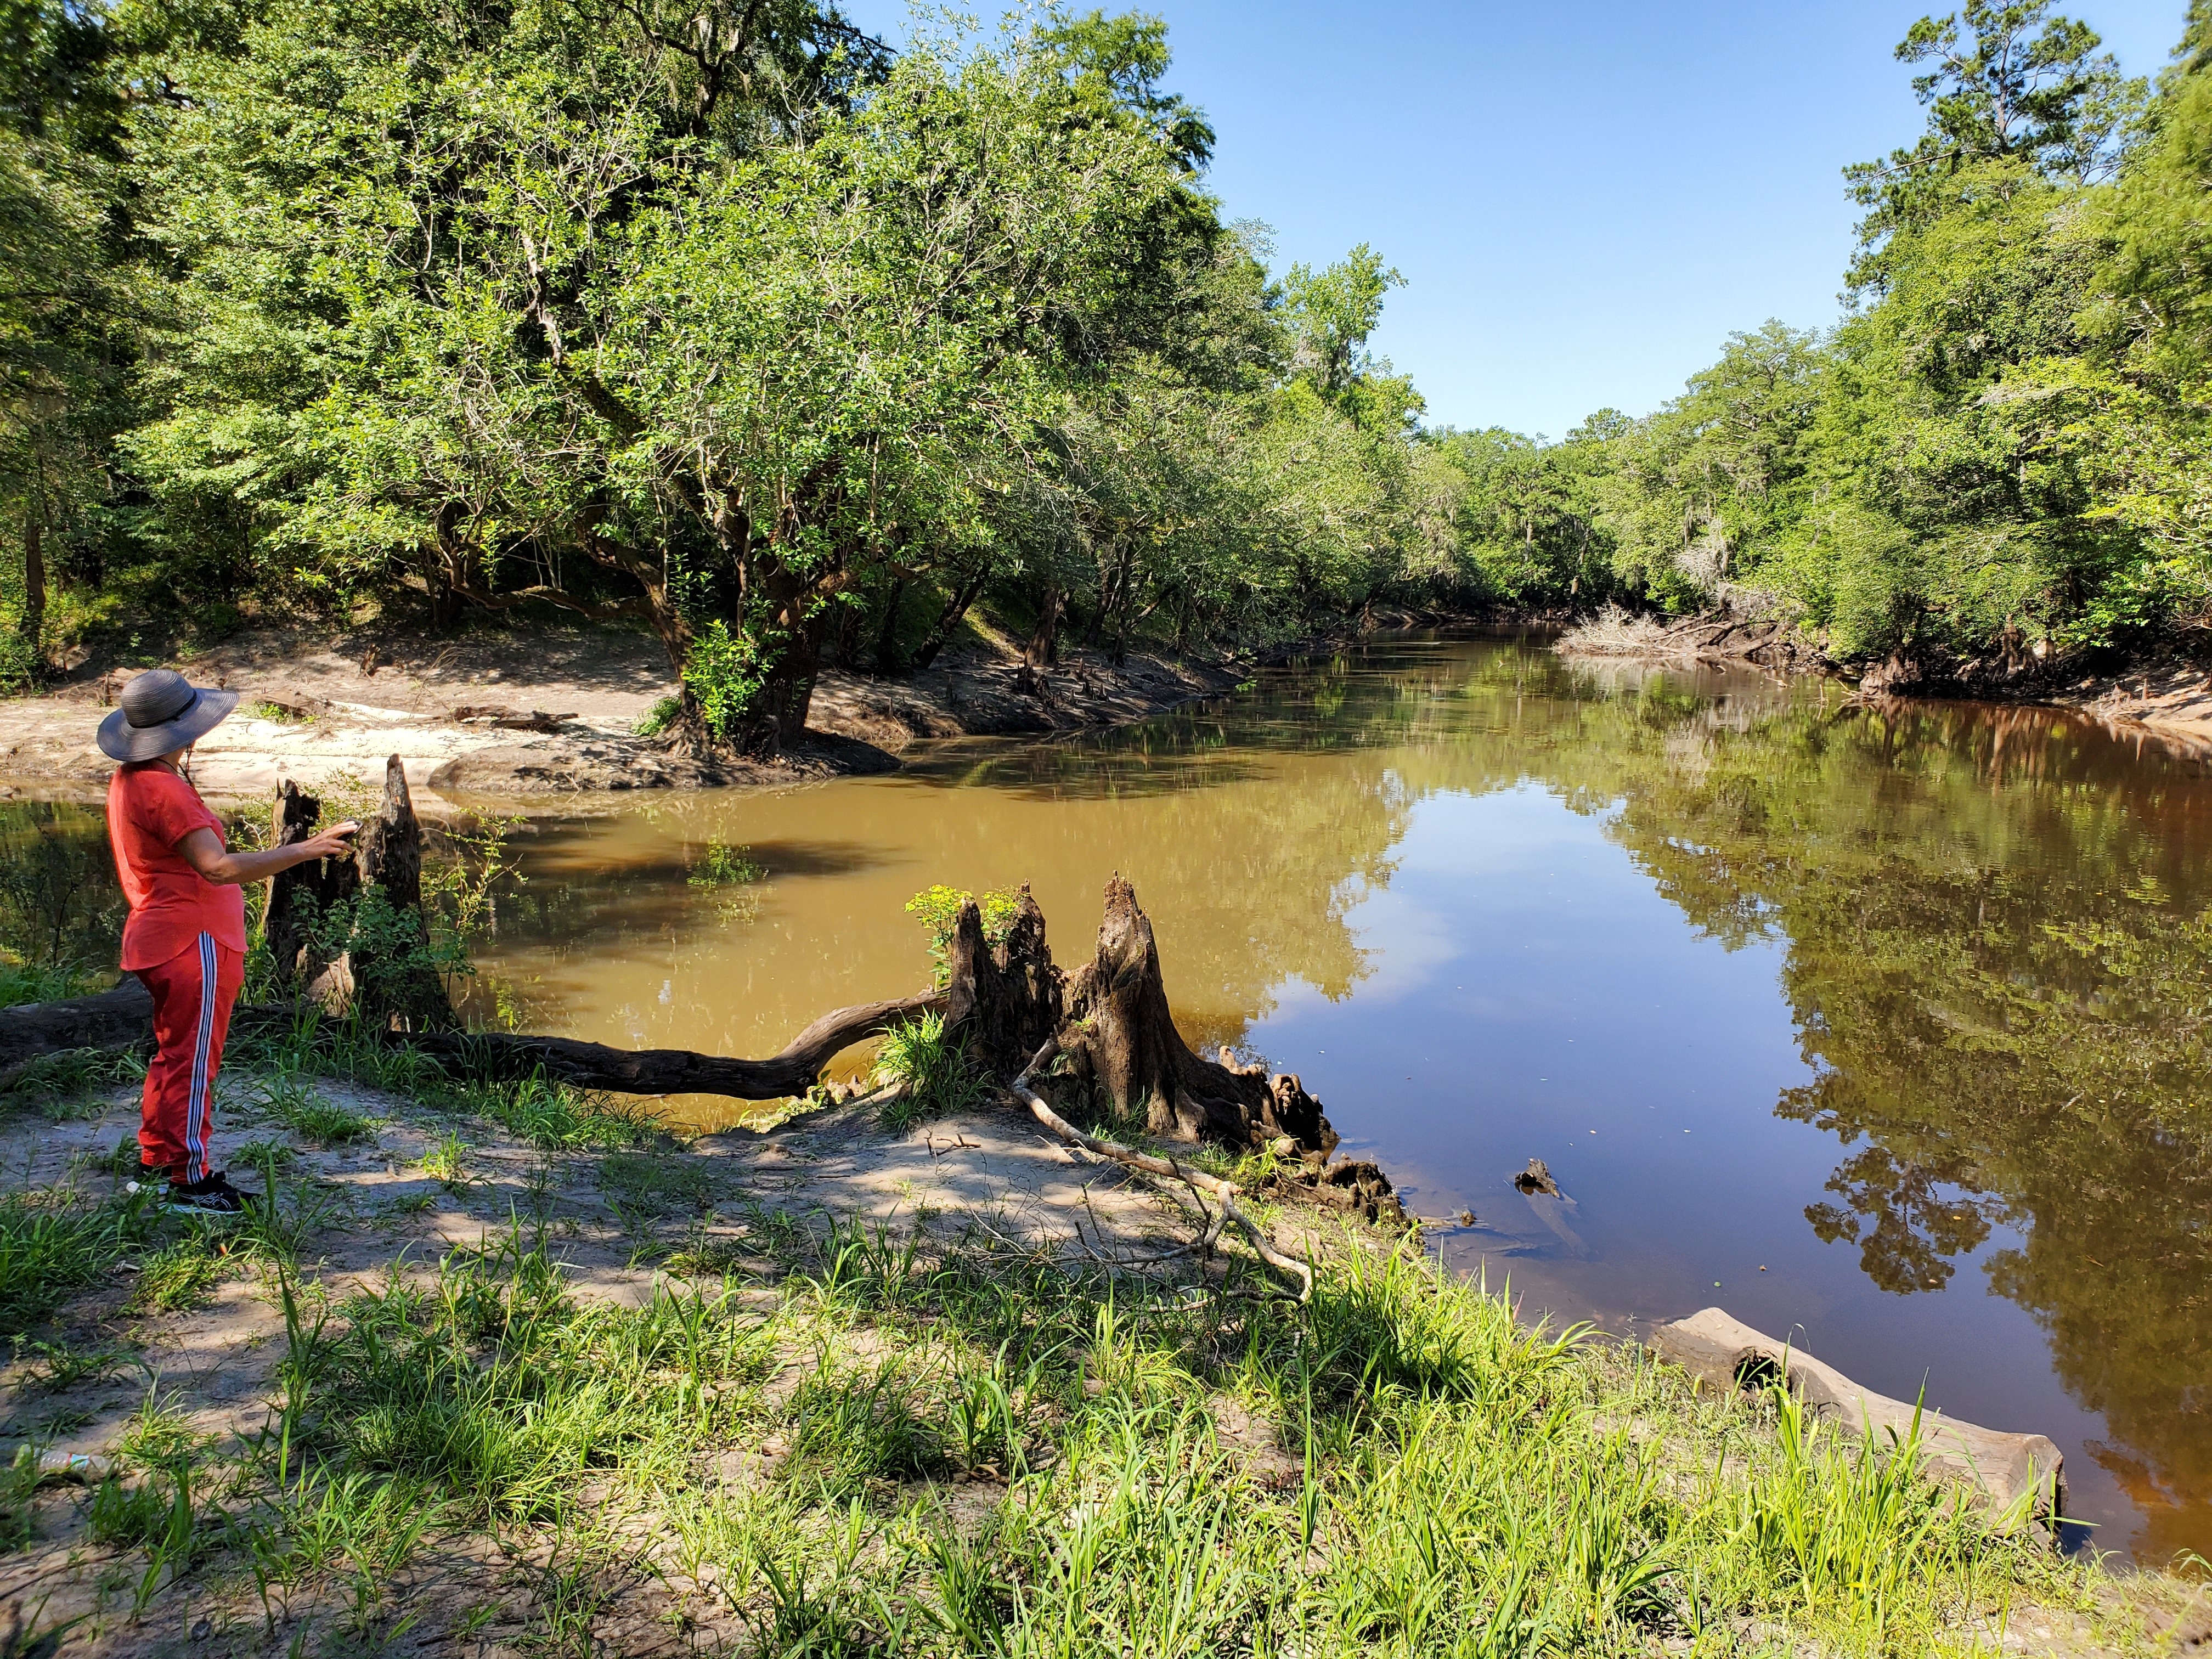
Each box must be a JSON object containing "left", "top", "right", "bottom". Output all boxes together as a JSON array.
[
  {"left": 942, "top": 886, "right": 1062, "bottom": 1077},
  {"left": 1058, "top": 877, "right": 1336, "bottom": 1153},
  {"left": 349, "top": 758, "right": 454, "bottom": 1031},
  {"left": 265, "top": 758, "right": 453, "bottom": 1030},
  {"left": 265, "top": 780, "right": 359, "bottom": 1001},
  {"left": 956, "top": 877, "right": 1337, "bottom": 1156}
]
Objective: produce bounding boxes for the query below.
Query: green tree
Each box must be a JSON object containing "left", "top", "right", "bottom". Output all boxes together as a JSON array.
[{"left": 0, "top": 0, "right": 138, "bottom": 685}]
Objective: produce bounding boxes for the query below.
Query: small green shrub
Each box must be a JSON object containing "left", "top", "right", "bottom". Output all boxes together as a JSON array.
[
  {"left": 634, "top": 695, "right": 682, "bottom": 737},
  {"left": 686, "top": 840, "right": 764, "bottom": 888},
  {"left": 234, "top": 1138, "right": 298, "bottom": 1172},
  {"left": 680, "top": 619, "right": 781, "bottom": 742},
  {"left": 903, "top": 885, "right": 1024, "bottom": 986},
  {"left": 597, "top": 1150, "right": 712, "bottom": 1218}
]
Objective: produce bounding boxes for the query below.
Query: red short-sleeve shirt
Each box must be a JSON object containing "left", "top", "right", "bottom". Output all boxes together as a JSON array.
[{"left": 106, "top": 763, "right": 248, "bottom": 970}]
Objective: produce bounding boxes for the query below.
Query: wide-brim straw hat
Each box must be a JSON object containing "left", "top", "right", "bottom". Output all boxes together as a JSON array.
[{"left": 97, "top": 669, "right": 241, "bottom": 763}]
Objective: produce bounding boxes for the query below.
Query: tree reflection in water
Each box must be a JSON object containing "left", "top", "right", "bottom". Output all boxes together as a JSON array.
[{"left": 1522, "top": 676, "right": 2212, "bottom": 1561}]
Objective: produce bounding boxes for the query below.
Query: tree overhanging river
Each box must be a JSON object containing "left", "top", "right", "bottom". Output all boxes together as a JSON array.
[{"left": 5, "top": 634, "right": 2208, "bottom": 1563}]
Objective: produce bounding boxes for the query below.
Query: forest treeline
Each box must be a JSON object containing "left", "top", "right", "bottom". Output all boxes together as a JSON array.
[
  {"left": 3, "top": 0, "right": 2210, "bottom": 746},
  {"left": 1454, "top": 0, "right": 2212, "bottom": 672}
]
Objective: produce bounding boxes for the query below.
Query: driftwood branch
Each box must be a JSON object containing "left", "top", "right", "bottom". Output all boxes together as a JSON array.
[
  {"left": 381, "top": 993, "right": 947, "bottom": 1099},
  {"left": 0, "top": 978, "right": 943, "bottom": 1103},
  {"left": 1649, "top": 1307, "right": 2066, "bottom": 1526},
  {"left": 1009, "top": 1036, "right": 1314, "bottom": 1303}
]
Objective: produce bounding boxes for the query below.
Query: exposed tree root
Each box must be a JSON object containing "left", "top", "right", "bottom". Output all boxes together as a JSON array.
[{"left": 1009, "top": 1035, "right": 1314, "bottom": 1303}]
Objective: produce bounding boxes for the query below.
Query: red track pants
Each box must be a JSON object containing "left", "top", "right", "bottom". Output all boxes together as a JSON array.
[{"left": 137, "top": 933, "right": 244, "bottom": 1184}]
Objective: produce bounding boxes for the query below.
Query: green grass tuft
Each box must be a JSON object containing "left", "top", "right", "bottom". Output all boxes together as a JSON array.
[
  {"left": 452, "top": 1070, "right": 663, "bottom": 1151},
  {"left": 871, "top": 1011, "right": 983, "bottom": 1132},
  {"left": 252, "top": 1070, "right": 377, "bottom": 1145},
  {"left": 0, "top": 959, "right": 98, "bottom": 1009},
  {"left": 129, "top": 1237, "right": 224, "bottom": 1313},
  {"left": 0, "top": 1192, "right": 159, "bottom": 1336}
]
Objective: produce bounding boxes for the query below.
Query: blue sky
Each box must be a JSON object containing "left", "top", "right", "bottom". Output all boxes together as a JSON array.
[{"left": 839, "top": 1, "right": 2189, "bottom": 437}]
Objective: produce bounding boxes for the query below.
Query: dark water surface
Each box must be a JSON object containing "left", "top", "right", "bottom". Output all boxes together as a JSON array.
[{"left": 8, "top": 636, "right": 2210, "bottom": 1560}]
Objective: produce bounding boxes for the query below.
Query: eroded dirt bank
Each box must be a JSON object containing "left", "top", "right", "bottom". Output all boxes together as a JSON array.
[
  {"left": 1558, "top": 610, "right": 2212, "bottom": 756},
  {"left": 0, "top": 622, "right": 1246, "bottom": 804}
]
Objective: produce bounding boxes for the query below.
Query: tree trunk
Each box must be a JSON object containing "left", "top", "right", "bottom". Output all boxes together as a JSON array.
[
  {"left": 872, "top": 576, "right": 909, "bottom": 674},
  {"left": 942, "top": 887, "right": 1062, "bottom": 1077},
  {"left": 1111, "top": 547, "right": 1135, "bottom": 667},
  {"left": 735, "top": 569, "right": 827, "bottom": 755},
  {"left": 266, "top": 781, "right": 360, "bottom": 1001},
  {"left": 341, "top": 759, "right": 456, "bottom": 1031},
  {"left": 913, "top": 563, "right": 990, "bottom": 671},
  {"left": 20, "top": 517, "right": 45, "bottom": 668},
  {"left": 1024, "top": 586, "right": 1063, "bottom": 668}
]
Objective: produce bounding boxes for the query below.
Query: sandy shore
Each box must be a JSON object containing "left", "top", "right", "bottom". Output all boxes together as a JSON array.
[{"left": 0, "top": 623, "right": 1244, "bottom": 805}]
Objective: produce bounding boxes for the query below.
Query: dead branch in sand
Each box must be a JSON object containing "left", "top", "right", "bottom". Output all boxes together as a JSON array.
[{"left": 1009, "top": 1034, "right": 1314, "bottom": 1302}]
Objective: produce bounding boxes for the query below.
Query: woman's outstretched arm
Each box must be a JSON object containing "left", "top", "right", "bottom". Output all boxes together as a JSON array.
[{"left": 176, "top": 822, "right": 358, "bottom": 887}]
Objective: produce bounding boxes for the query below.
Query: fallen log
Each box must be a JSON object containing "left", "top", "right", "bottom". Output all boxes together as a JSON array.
[
  {"left": 0, "top": 980, "right": 155, "bottom": 1085},
  {"left": 1, "top": 977, "right": 943, "bottom": 1103},
  {"left": 391, "top": 992, "right": 946, "bottom": 1099},
  {"left": 1649, "top": 1307, "right": 2064, "bottom": 1527}
]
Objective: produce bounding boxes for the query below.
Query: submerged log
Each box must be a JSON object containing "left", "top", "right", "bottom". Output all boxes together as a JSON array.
[{"left": 1649, "top": 1307, "right": 2064, "bottom": 1526}]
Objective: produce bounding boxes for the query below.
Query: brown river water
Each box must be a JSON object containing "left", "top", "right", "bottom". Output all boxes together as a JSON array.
[{"left": 7, "top": 634, "right": 2210, "bottom": 1561}]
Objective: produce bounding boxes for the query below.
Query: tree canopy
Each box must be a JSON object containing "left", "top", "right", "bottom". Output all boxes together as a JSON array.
[{"left": 6, "top": 0, "right": 2212, "bottom": 729}]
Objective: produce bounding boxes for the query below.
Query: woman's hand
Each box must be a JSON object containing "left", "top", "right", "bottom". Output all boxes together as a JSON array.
[{"left": 301, "top": 821, "right": 359, "bottom": 861}]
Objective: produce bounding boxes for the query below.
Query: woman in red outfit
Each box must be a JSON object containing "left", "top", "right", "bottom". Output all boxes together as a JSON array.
[{"left": 100, "top": 669, "right": 358, "bottom": 1215}]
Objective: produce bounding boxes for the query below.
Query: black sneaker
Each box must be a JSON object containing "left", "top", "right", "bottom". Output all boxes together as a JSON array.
[{"left": 164, "top": 1172, "right": 252, "bottom": 1217}]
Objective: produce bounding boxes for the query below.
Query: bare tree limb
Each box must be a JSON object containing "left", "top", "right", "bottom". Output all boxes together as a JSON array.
[{"left": 1008, "top": 1036, "right": 1313, "bottom": 1303}]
